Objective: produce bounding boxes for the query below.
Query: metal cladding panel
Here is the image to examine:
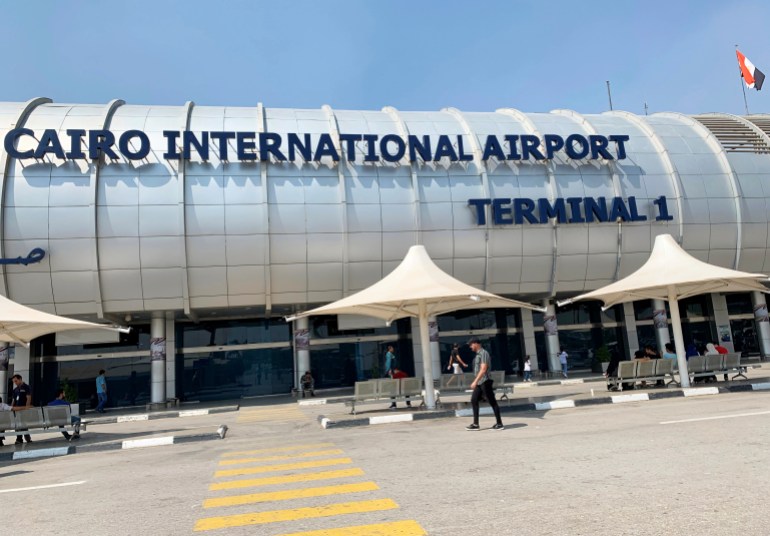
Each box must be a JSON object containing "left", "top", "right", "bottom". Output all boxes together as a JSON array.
[{"left": 3, "top": 102, "right": 770, "bottom": 315}]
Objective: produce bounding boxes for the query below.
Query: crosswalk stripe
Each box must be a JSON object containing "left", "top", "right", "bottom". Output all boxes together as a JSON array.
[
  {"left": 218, "top": 449, "right": 344, "bottom": 466},
  {"left": 202, "top": 481, "right": 379, "bottom": 508},
  {"left": 193, "top": 499, "right": 399, "bottom": 531},
  {"left": 274, "top": 520, "right": 428, "bottom": 536},
  {"left": 221, "top": 443, "right": 335, "bottom": 458},
  {"left": 209, "top": 468, "right": 365, "bottom": 491},
  {"left": 214, "top": 458, "right": 353, "bottom": 478}
]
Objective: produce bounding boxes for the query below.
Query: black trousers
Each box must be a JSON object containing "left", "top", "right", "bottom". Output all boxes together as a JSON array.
[{"left": 471, "top": 379, "right": 502, "bottom": 425}]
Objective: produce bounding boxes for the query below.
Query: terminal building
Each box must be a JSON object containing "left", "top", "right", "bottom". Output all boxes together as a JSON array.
[{"left": 1, "top": 98, "right": 769, "bottom": 407}]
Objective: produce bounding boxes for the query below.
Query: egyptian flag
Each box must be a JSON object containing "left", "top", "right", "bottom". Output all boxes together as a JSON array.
[{"left": 737, "top": 49, "right": 765, "bottom": 90}]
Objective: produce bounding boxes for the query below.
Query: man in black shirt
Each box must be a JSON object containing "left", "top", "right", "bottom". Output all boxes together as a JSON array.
[{"left": 10, "top": 374, "right": 32, "bottom": 444}]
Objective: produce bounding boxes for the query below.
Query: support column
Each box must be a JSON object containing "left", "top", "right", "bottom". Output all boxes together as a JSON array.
[
  {"left": 150, "top": 312, "right": 167, "bottom": 405},
  {"left": 12, "top": 346, "right": 30, "bottom": 392},
  {"left": 428, "top": 317, "right": 440, "bottom": 378},
  {"left": 165, "top": 313, "right": 176, "bottom": 399},
  {"left": 418, "top": 302, "right": 436, "bottom": 409},
  {"left": 411, "top": 317, "right": 425, "bottom": 377},
  {"left": 622, "top": 302, "right": 639, "bottom": 359},
  {"left": 520, "top": 309, "right": 539, "bottom": 372},
  {"left": 0, "top": 345, "right": 8, "bottom": 404},
  {"left": 752, "top": 291, "right": 770, "bottom": 359},
  {"left": 668, "top": 288, "right": 690, "bottom": 388},
  {"left": 652, "top": 299, "right": 672, "bottom": 353},
  {"left": 710, "top": 293, "right": 735, "bottom": 352},
  {"left": 543, "top": 301, "right": 560, "bottom": 373},
  {"left": 294, "top": 317, "right": 310, "bottom": 388}
]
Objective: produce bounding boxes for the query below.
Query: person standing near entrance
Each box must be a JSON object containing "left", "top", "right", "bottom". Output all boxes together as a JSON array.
[
  {"left": 384, "top": 345, "right": 396, "bottom": 378},
  {"left": 95, "top": 369, "right": 108, "bottom": 413},
  {"left": 465, "top": 338, "right": 503, "bottom": 431},
  {"left": 10, "top": 374, "right": 32, "bottom": 444},
  {"left": 523, "top": 355, "right": 532, "bottom": 382},
  {"left": 559, "top": 347, "right": 568, "bottom": 378},
  {"left": 447, "top": 344, "right": 467, "bottom": 374}
]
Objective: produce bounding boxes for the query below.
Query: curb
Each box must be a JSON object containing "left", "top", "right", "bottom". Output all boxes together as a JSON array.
[
  {"left": 0, "top": 425, "right": 228, "bottom": 462},
  {"left": 82, "top": 405, "right": 239, "bottom": 427},
  {"left": 318, "top": 382, "right": 770, "bottom": 429}
]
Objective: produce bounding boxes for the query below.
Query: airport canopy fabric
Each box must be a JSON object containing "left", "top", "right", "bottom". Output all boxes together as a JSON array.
[
  {"left": 287, "top": 245, "right": 544, "bottom": 408},
  {"left": 0, "top": 293, "right": 121, "bottom": 345},
  {"left": 559, "top": 233, "right": 770, "bottom": 387}
]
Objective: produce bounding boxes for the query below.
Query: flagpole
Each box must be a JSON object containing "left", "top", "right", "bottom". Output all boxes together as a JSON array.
[
  {"left": 605, "top": 80, "right": 613, "bottom": 111},
  {"left": 737, "top": 44, "right": 750, "bottom": 115}
]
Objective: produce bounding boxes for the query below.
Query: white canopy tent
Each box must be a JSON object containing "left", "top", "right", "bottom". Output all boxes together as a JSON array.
[
  {"left": 559, "top": 234, "right": 770, "bottom": 387},
  {"left": 0, "top": 293, "right": 124, "bottom": 345},
  {"left": 287, "top": 245, "right": 543, "bottom": 408}
]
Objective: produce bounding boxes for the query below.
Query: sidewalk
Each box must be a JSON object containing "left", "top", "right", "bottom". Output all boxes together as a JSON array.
[{"left": 309, "top": 361, "right": 770, "bottom": 429}]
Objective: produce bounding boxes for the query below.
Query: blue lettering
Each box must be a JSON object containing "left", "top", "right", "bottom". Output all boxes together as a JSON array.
[
  {"left": 566, "top": 197, "right": 585, "bottom": 223},
  {"left": 163, "top": 131, "right": 181, "bottom": 159},
  {"left": 504, "top": 135, "right": 521, "bottom": 160},
  {"left": 380, "top": 134, "right": 406, "bottom": 162},
  {"left": 3, "top": 128, "right": 34, "bottom": 159},
  {"left": 287, "top": 133, "right": 312, "bottom": 161},
  {"left": 314, "top": 133, "right": 339, "bottom": 161},
  {"left": 608, "top": 197, "right": 632, "bottom": 221},
  {"left": 482, "top": 135, "right": 506, "bottom": 161},
  {"left": 628, "top": 196, "right": 648, "bottom": 221},
  {"left": 565, "top": 134, "right": 589, "bottom": 159},
  {"left": 118, "top": 130, "right": 150, "bottom": 160},
  {"left": 236, "top": 132, "right": 257, "bottom": 161},
  {"left": 492, "top": 198, "right": 513, "bottom": 224},
  {"left": 520, "top": 135, "right": 545, "bottom": 160},
  {"left": 259, "top": 132, "right": 286, "bottom": 161},
  {"left": 468, "top": 198, "right": 492, "bottom": 225},
  {"left": 88, "top": 130, "right": 119, "bottom": 160},
  {"left": 584, "top": 197, "right": 608, "bottom": 222},
  {"left": 183, "top": 131, "right": 209, "bottom": 160},
  {"left": 589, "top": 135, "right": 613, "bottom": 160},
  {"left": 339, "top": 134, "right": 361, "bottom": 162},
  {"left": 609, "top": 134, "right": 629, "bottom": 159},
  {"left": 653, "top": 196, "right": 673, "bottom": 221},
  {"left": 34, "top": 129, "right": 65, "bottom": 159},
  {"left": 514, "top": 198, "right": 537, "bottom": 224},
  {"left": 538, "top": 198, "right": 567, "bottom": 223},
  {"left": 363, "top": 134, "right": 378, "bottom": 162},
  {"left": 457, "top": 136, "right": 473, "bottom": 161},
  {"left": 543, "top": 135, "right": 564, "bottom": 160},
  {"left": 433, "top": 135, "right": 458, "bottom": 161},
  {"left": 408, "top": 135, "right": 431, "bottom": 162},
  {"left": 65, "top": 129, "right": 86, "bottom": 159},
  {"left": 210, "top": 131, "right": 235, "bottom": 160}
]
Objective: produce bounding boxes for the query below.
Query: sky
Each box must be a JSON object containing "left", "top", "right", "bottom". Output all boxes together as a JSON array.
[{"left": 2, "top": 0, "right": 770, "bottom": 115}]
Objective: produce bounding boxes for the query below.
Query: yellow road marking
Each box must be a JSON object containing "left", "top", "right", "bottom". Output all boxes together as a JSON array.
[
  {"left": 209, "top": 468, "right": 365, "bottom": 491},
  {"left": 193, "top": 499, "right": 399, "bottom": 531},
  {"left": 221, "top": 443, "right": 335, "bottom": 457},
  {"left": 215, "top": 458, "right": 352, "bottom": 478},
  {"left": 202, "top": 481, "right": 379, "bottom": 508},
  {"left": 275, "top": 520, "right": 428, "bottom": 536},
  {"left": 218, "top": 449, "right": 344, "bottom": 466},
  {"left": 237, "top": 407, "right": 307, "bottom": 423}
]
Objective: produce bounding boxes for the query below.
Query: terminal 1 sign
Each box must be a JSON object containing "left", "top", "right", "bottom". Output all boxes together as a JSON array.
[{"left": 4, "top": 129, "right": 630, "bottom": 163}]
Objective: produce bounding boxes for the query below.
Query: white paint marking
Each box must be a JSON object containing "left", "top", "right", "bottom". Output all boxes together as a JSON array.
[
  {"left": 178, "top": 409, "right": 208, "bottom": 417},
  {"left": 611, "top": 393, "right": 649, "bottom": 404},
  {"left": 661, "top": 410, "right": 770, "bottom": 425},
  {"left": 12, "top": 447, "right": 70, "bottom": 460},
  {"left": 751, "top": 382, "right": 770, "bottom": 390},
  {"left": 0, "top": 480, "right": 86, "bottom": 494},
  {"left": 117, "top": 414, "right": 149, "bottom": 422},
  {"left": 122, "top": 436, "right": 174, "bottom": 449},
  {"left": 683, "top": 387, "right": 719, "bottom": 397},
  {"left": 535, "top": 400, "right": 576, "bottom": 411},
  {"left": 369, "top": 413, "right": 414, "bottom": 425},
  {"left": 298, "top": 399, "right": 327, "bottom": 406},
  {"left": 560, "top": 379, "right": 584, "bottom": 385},
  {"left": 320, "top": 418, "right": 330, "bottom": 429},
  {"left": 455, "top": 407, "right": 493, "bottom": 417}
]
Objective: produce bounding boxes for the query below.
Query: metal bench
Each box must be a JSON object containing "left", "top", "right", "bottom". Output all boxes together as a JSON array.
[
  {"left": 0, "top": 406, "right": 81, "bottom": 440},
  {"left": 436, "top": 370, "right": 513, "bottom": 404},
  {"left": 607, "top": 359, "right": 678, "bottom": 391},
  {"left": 344, "top": 378, "right": 425, "bottom": 415},
  {"left": 690, "top": 353, "right": 746, "bottom": 382}
]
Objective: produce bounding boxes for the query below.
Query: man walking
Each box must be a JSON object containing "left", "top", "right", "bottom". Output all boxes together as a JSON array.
[
  {"left": 466, "top": 338, "right": 503, "bottom": 431},
  {"left": 95, "top": 369, "right": 108, "bottom": 413},
  {"left": 559, "top": 347, "right": 569, "bottom": 378},
  {"left": 10, "top": 374, "right": 32, "bottom": 444}
]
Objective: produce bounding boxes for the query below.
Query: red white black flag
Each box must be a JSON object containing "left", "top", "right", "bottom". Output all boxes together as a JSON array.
[{"left": 737, "top": 49, "right": 765, "bottom": 90}]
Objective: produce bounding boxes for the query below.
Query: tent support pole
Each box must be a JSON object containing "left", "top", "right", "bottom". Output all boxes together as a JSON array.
[
  {"left": 418, "top": 301, "right": 436, "bottom": 409},
  {"left": 668, "top": 286, "right": 690, "bottom": 388}
]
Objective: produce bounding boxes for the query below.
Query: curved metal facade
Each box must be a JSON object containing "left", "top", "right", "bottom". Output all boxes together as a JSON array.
[{"left": 1, "top": 100, "right": 769, "bottom": 318}]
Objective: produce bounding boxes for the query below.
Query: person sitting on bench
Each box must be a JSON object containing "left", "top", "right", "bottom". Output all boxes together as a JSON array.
[
  {"left": 300, "top": 371, "right": 315, "bottom": 397},
  {"left": 48, "top": 389, "right": 81, "bottom": 440}
]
